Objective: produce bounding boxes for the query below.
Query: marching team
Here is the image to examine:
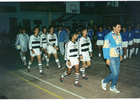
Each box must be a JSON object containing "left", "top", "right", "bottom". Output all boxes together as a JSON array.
[{"left": 15, "top": 22, "right": 140, "bottom": 93}]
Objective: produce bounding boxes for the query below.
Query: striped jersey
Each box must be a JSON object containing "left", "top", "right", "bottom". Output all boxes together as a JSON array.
[
  {"left": 46, "top": 33, "right": 58, "bottom": 47},
  {"left": 40, "top": 33, "right": 47, "bottom": 44},
  {"left": 65, "top": 40, "right": 79, "bottom": 61},
  {"left": 78, "top": 36, "right": 92, "bottom": 56},
  {"left": 28, "top": 34, "right": 42, "bottom": 50}
]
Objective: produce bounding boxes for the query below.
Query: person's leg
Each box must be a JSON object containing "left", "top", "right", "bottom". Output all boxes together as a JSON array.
[
  {"left": 46, "top": 53, "right": 51, "bottom": 68},
  {"left": 28, "top": 55, "right": 34, "bottom": 71},
  {"left": 20, "top": 50, "right": 23, "bottom": 61},
  {"left": 132, "top": 42, "right": 135, "bottom": 54},
  {"left": 80, "top": 61, "right": 86, "bottom": 77},
  {"left": 129, "top": 44, "right": 133, "bottom": 58},
  {"left": 53, "top": 53, "right": 62, "bottom": 68},
  {"left": 22, "top": 51, "right": 26, "bottom": 66},
  {"left": 135, "top": 43, "right": 139, "bottom": 55},
  {"left": 36, "top": 55, "right": 44, "bottom": 74},
  {"left": 44, "top": 49, "right": 48, "bottom": 61},
  {"left": 60, "top": 67, "right": 71, "bottom": 80},
  {"left": 124, "top": 47, "right": 127, "bottom": 60},
  {"left": 74, "top": 64, "right": 82, "bottom": 87},
  {"left": 59, "top": 42, "right": 63, "bottom": 56},
  {"left": 111, "top": 57, "right": 120, "bottom": 88},
  {"left": 98, "top": 45, "right": 101, "bottom": 57}
]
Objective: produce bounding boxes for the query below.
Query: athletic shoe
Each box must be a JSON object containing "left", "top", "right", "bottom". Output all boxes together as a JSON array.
[
  {"left": 60, "top": 75, "right": 64, "bottom": 82},
  {"left": 110, "top": 87, "right": 120, "bottom": 93},
  {"left": 82, "top": 76, "right": 88, "bottom": 80},
  {"left": 101, "top": 79, "right": 107, "bottom": 90},
  {"left": 75, "top": 83, "right": 82, "bottom": 88},
  {"left": 58, "top": 66, "right": 63, "bottom": 69},
  {"left": 46, "top": 65, "right": 50, "bottom": 69},
  {"left": 40, "top": 72, "right": 45, "bottom": 75},
  {"left": 27, "top": 68, "right": 31, "bottom": 72}
]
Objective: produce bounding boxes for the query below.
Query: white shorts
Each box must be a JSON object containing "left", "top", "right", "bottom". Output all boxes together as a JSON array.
[
  {"left": 80, "top": 52, "right": 91, "bottom": 62},
  {"left": 66, "top": 57, "right": 79, "bottom": 69},
  {"left": 47, "top": 46, "right": 57, "bottom": 54},
  {"left": 128, "top": 40, "right": 133, "bottom": 45},
  {"left": 30, "top": 48, "right": 41, "bottom": 57},
  {"left": 96, "top": 40, "right": 104, "bottom": 46},
  {"left": 133, "top": 39, "right": 140, "bottom": 43},
  {"left": 122, "top": 41, "right": 128, "bottom": 48},
  {"left": 42, "top": 43, "right": 48, "bottom": 49},
  {"left": 20, "top": 46, "right": 28, "bottom": 52}
]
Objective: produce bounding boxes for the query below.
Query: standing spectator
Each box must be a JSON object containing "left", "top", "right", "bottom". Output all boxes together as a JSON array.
[
  {"left": 64, "top": 26, "right": 70, "bottom": 44},
  {"left": 87, "top": 24, "right": 94, "bottom": 42},
  {"left": 93, "top": 24, "right": 98, "bottom": 49},
  {"left": 56, "top": 26, "right": 66, "bottom": 56}
]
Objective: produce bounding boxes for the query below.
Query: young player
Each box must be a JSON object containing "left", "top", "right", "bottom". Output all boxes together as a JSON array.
[
  {"left": 133, "top": 24, "right": 140, "bottom": 55},
  {"left": 121, "top": 26, "right": 129, "bottom": 60},
  {"left": 102, "top": 22, "right": 123, "bottom": 93},
  {"left": 27, "top": 26, "right": 45, "bottom": 75},
  {"left": 127, "top": 25, "right": 134, "bottom": 58},
  {"left": 15, "top": 28, "right": 23, "bottom": 61},
  {"left": 15, "top": 28, "right": 29, "bottom": 66},
  {"left": 87, "top": 24, "right": 94, "bottom": 41},
  {"left": 78, "top": 27, "right": 92, "bottom": 80},
  {"left": 60, "top": 32, "right": 82, "bottom": 87},
  {"left": 40, "top": 26, "right": 48, "bottom": 62},
  {"left": 46, "top": 26, "right": 63, "bottom": 69},
  {"left": 96, "top": 26, "right": 105, "bottom": 57}
]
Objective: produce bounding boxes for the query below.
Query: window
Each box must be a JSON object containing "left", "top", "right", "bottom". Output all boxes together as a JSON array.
[{"left": 0, "top": 6, "right": 17, "bottom": 13}]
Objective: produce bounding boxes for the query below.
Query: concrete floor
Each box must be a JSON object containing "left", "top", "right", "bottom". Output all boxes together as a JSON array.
[{"left": 0, "top": 43, "right": 140, "bottom": 99}]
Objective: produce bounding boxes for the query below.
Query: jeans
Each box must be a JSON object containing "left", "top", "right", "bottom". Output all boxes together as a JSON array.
[{"left": 103, "top": 57, "right": 120, "bottom": 88}]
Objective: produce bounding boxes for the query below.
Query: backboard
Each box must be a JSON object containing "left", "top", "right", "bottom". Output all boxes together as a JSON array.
[{"left": 66, "top": 2, "right": 80, "bottom": 14}]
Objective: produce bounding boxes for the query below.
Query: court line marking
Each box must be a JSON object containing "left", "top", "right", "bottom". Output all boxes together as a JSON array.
[
  {"left": 1, "top": 67, "right": 63, "bottom": 99},
  {"left": 93, "top": 61, "right": 140, "bottom": 72},
  {"left": 19, "top": 70, "right": 85, "bottom": 99}
]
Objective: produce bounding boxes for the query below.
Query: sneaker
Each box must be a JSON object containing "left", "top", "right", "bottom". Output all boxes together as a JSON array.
[
  {"left": 58, "top": 66, "right": 63, "bottom": 69},
  {"left": 27, "top": 68, "right": 31, "bottom": 72},
  {"left": 82, "top": 76, "right": 88, "bottom": 80},
  {"left": 40, "top": 72, "right": 45, "bottom": 75},
  {"left": 60, "top": 75, "right": 64, "bottom": 82},
  {"left": 75, "top": 83, "right": 82, "bottom": 88},
  {"left": 110, "top": 87, "right": 120, "bottom": 93},
  {"left": 101, "top": 79, "right": 107, "bottom": 90},
  {"left": 46, "top": 65, "right": 50, "bottom": 69}
]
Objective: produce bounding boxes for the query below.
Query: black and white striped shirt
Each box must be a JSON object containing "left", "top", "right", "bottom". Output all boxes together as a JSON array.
[
  {"left": 78, "top": 36, "right": 92, "bottom": 56},
  {"left": 46, "top": 33, "right": 58, "bottom": 47},
  {"left": 40, "top": 33, "right": 47, "bottom": 44},
  {"left": 65, "top": 40, "right": 79, "bottom": 61},
  {"left": 29, "top": 34, "right": 42, "bottom": 50}
]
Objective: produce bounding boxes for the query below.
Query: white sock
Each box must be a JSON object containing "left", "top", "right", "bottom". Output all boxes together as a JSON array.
[
  {"left": 130, "top": 49, "right": 132, "bottom": 58},
  {"left": 80, "top": 68, "right": 85, "bottom": 77},
  {"left": 55, "top": 59, "right": 60, "bottom": 68},
  {"left": 126, "top": 49, "right": 128, "bottom": 57},
  {"left": 132, "top": 48, "right": 135, "bottom": 53},
  {"left": 23, "top": 56, "right": 26, "bottom": 65},
  {"left": 135, "top": 48, "right": 139, "bottom": 55},
  {"left": 28, "top": 61, "right": 32, "bottom": 69},
  {"left": 47, "top": 59, "right": 49, "bottom": 66},
  {"left": 124, "top": 55, "right": 126, "bottom": 59},
  {"left": 45, "top": 55, "right": 48, "bottom": 61},
  {"left": 99, "top": 53, "right": 101, "bottom": 57},
  {"left": 61, "top": 71, "right": 68, "bottom": 78},
  {"left": 75, "top": 73, "right": 80, "bottom": 84},
  {"left": 38, "top": 63, "right": 42, "bottom": 73}
]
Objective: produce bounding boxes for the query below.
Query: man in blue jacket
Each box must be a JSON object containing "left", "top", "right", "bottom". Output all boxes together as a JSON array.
[
  {"left": 87, "top": 24, "right": 94, "bottom": 41},
  {"left": 56, "top": 26, "right": 66, "bottom": 56},
  {"left": 101, "top": 22, "right": 123, "bottom": 93}
]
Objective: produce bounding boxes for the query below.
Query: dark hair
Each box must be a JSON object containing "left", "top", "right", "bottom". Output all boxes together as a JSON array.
[
  {"left": 88, "top": 23, "right": 91, "bottom": 27},
  {"left": 69, "top": 31, "right": 78, "bottom": 40},
  {"left": 81, "top": 26, "right": 87, "bottom": 31},
  {"left": 42, "top": 26, "right": 47, "bottom": 31},
  {"left": 99, "top": 25, "right": 103, "bottom": 28},
  {"left": 66, "top": 26, "right": 71, "bottom": 30},
  {"left": 122, "top": 25, "right": 126, "bottom": 29},
  {"left": 48, "top": 25, "right": 54, "bottom": 30},
  {"left": 22, "top": 27, "right": 26, "bottom": 31},
  {"left": 33, "top": 26, "right": 39, "bottom": 31},
  {"left": 112, "top": 22, "right": 121, "bottom": 27}
]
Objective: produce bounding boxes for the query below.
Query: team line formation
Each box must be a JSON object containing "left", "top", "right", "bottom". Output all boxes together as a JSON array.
[{"left": 15, "top": 22, "right": 140, "bottom": 93}]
